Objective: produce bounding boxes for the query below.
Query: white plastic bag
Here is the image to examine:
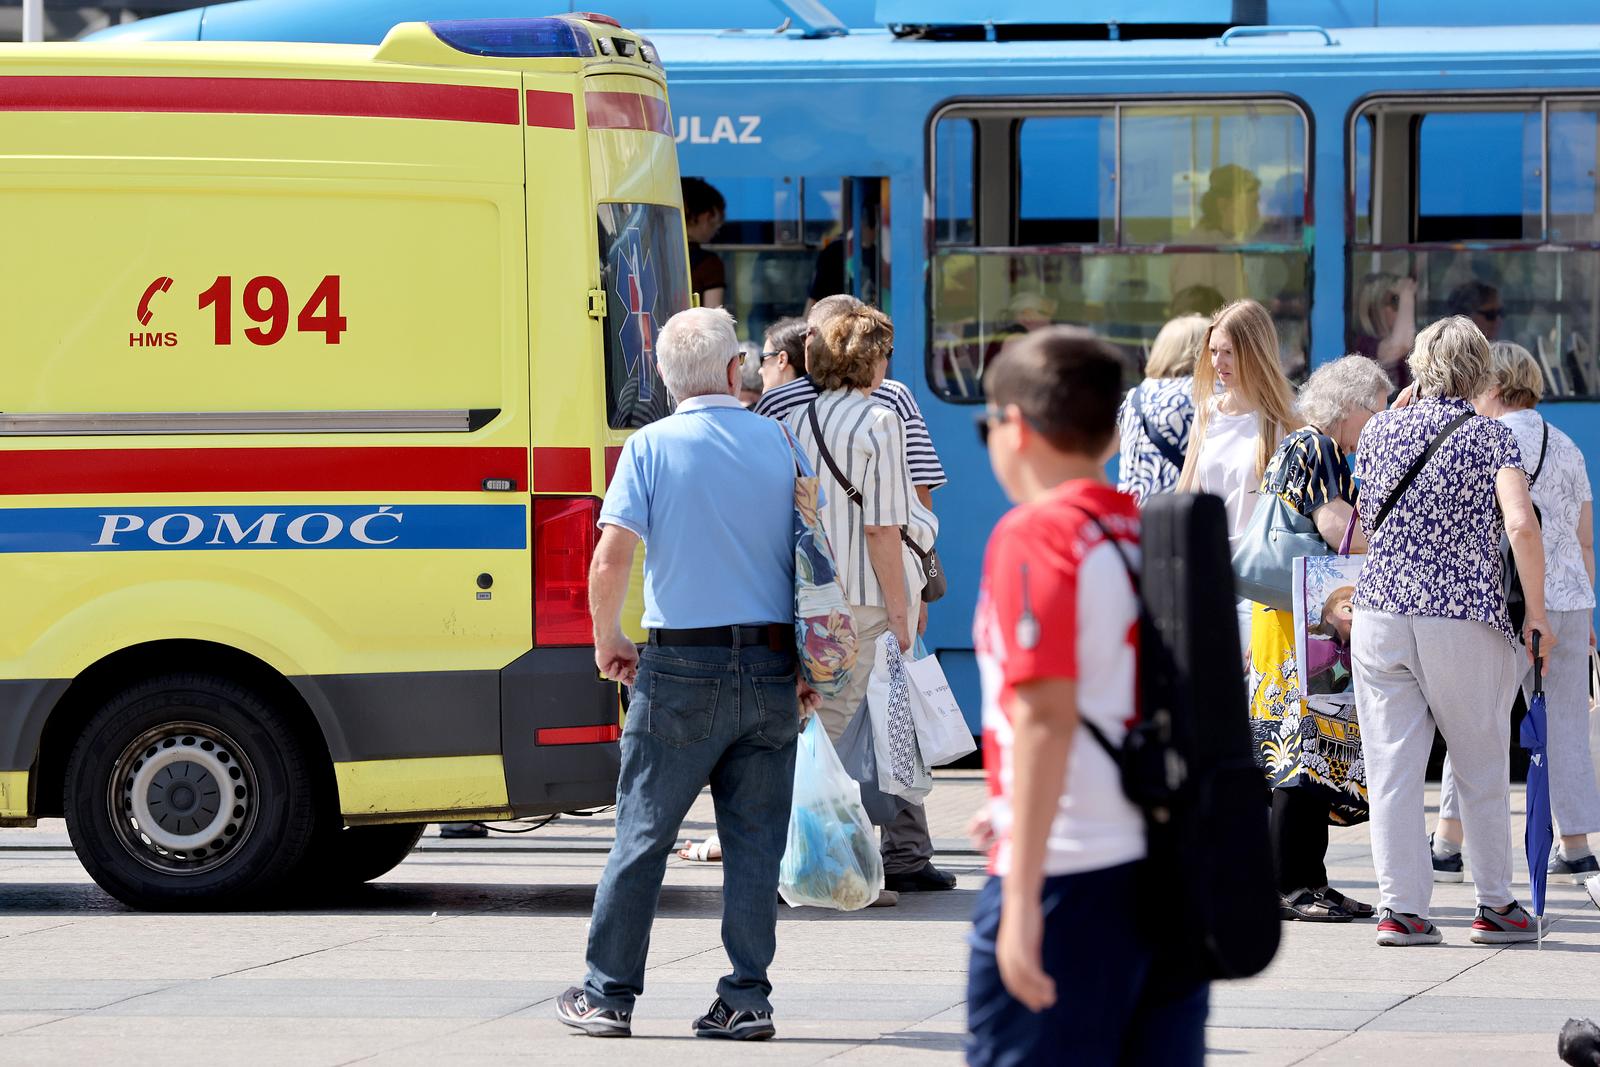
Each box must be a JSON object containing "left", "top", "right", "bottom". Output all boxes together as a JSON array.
[
  {"left": 778, "top": 715, "right": 885, "bottom": 911},
  {"left": 903, "top": 647, "right": 976, "bottom": 766},
  {"left": 866, "top": 632, "right": 933, "bottom": 802},
  {"left": 1589, "top": 650, "right": 1600, "bottom": 796}
]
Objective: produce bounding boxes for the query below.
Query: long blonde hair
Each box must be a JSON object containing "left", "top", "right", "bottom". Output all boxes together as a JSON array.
[{"left": 1177, "top": 299, "right": 1298, "bottom": 491}]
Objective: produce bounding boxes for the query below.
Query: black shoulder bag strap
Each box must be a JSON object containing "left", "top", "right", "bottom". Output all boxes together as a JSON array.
[
  {"left": 1131, "top": 386, "right": 1187, "bottom": 470},
  {"left": 1372, "top": 410, "right": 1475, "bottom": 533},
  {"left": 806, "top": 401, "right": 935, "bottom": 566},
  {"left": 1531, "top": 418, "right": 1550, "bottom": 487}
]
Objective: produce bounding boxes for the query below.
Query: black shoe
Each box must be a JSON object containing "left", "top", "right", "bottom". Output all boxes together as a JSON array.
[
  {"left": 439, "top": 822, "right": 489, "bottom": 839},
  {"left": 1318, "top": 886, "right": 1376, "bottom": 919},
  {"left": 693, "top": 996, "right": 775, "bottom": 1041},
  {"left": 1430, "top": 835, "right": 1464, "bottom": 883},
  {"left": 884, "top": 863, "right": 957, "bottom": 893},
  {"left": 555, "top": 986, "right": 632, "bottom": 1037},
  {"left": 1549, "top": 851, "right": 1600, "bottom": 885},
  {"left": 1279, "top": 888, "right": 1355, "bottom": 923}
]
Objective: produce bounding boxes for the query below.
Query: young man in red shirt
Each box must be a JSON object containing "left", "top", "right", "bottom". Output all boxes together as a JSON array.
[{"left": 966, "top": 328, "right": 1208, "bottom": 1066}]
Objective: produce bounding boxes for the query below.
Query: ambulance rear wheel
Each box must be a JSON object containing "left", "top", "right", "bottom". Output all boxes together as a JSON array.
[{"left": 64, "top": 674, "right": 318, "bottom": 910}]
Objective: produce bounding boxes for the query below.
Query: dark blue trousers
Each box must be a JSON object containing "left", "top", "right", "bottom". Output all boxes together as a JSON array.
[{"left": 966, "top": 862, "right": 1209, "bottom": 1067}]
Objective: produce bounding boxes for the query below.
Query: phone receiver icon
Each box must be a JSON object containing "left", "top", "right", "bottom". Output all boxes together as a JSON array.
[{"left": 137, "top": 276, "right": 173, "bottom": 326}]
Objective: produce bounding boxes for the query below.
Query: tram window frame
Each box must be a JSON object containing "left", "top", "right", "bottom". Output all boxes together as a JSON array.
[
  {"left": 1348, "top": 93, "right": 1600, "bottom": 401},
  {"left": 926, "top": 95, "right": 1314, "bottom": 403}
]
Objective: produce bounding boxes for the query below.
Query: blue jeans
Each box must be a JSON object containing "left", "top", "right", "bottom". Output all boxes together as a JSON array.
[
  {"left": 583, "top": 642, "right": 800, "bottom": 1014},
  {"left": 966, "top": 864, "right": 1209, "bottom": 1067}
]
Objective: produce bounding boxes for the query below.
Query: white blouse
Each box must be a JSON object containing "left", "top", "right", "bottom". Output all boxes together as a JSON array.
[
  {"left": 1500, "top": 408, "right": 1596, "bottom": 613},
  {"left": 1193, "top": 399, "right": 1263, "bottom": 550}
]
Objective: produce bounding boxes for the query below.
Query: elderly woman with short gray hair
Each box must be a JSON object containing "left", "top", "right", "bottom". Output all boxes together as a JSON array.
[
  {"left": 1246, "top": 355, "right": 1392, "bottom": 922},
  {"left": 1350, "top": 316, "right": 1553, "bottom": 947},
  {"left": 1431, "top": 341, "right": 1600, "bottom": 886}
]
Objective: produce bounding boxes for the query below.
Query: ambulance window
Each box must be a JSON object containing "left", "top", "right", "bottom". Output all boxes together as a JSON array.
[{"left": 597, "top": 203, "right": 693, "bottom": 429}]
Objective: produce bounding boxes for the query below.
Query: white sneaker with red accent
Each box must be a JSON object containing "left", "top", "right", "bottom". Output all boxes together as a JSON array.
[
  {"left": 1375, "top": 908, "right": 1443, "bottom": 946},
  {"left": 1469, "top": 902, "right": 1539, "bottom": 944}
]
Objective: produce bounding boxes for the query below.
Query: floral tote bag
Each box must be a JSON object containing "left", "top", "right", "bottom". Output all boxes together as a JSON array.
[{"left": 783, "top": 426, "right": 858, "bottom": 696}]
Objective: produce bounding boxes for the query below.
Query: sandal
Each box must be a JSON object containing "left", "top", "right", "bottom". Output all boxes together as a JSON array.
[
  {"left": 677, "top": 834, "right": 722, "bottom": 863},
  {"left": 1319, "top": 886, "right": 1375, "bottom": 919},
  {"left": 1279, "top": 888, "right": 1355, "bottom": 923}
]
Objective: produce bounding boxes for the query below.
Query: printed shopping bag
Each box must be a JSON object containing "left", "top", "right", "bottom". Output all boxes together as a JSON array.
[
  {"left": 903, "top": 643, "right": 975, "bottom": 767},
  {"left": 865, "top": 632, "right": 932, "bottom": 802},
  {"left": 778, "top": 715, "right": 885, "bottom": 911},
  {"left": 1589, "top": 650, "right": 1600, "bottom": 795},
  {"left": 782, "top": 426, "right": 857, "bottom": 697}
]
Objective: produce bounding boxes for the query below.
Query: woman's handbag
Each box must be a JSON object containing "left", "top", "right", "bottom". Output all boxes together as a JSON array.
[
  {"left": 1231, "top": 438, "right": 1331, "bottom": 612},
  {"left": 781, "top": 426, "right": 858, "bottom": 697},
  {"left": 806, "top": 403, "right": 946, "bottom": 603}
]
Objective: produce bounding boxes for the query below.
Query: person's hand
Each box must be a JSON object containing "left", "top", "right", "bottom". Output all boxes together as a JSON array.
[
  {"left": 1397, "top": 277, "right": 1418, "bottom": 301},
  {"left": 796, "top": 678, "right": 822, "bottom": 719},
  {"left": 595, "top": 631, "right": 639, "bottom": 686},
  {"left": 996, "top": 896, "right": 1056, "bottom": 1013},
  {"left": 967, "top": 809, "right": 995, "bottom": 853},
  {"left": 1391, "top": 384, "right": 1416, "bottom": 410},
  {"left": 1523, "top": 615, "right": 1558, "bottom": 665},
  {"left": 918, "top": 601, "right": 929, "bottom": 638},
  {"left": 893, "top": 620, "right": 913, "bottom": 653},
  {"left": 1589, "top": 623, "right": 1595, "bottom": 648}
]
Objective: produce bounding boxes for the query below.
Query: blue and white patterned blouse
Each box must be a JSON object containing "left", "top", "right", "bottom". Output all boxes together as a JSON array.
[
  {"left": 1116, "top": 375, "right": 1196, "bottom": 504},
  {"left": 1353, "top": 395, "right": 1525, "bottom": 641}
]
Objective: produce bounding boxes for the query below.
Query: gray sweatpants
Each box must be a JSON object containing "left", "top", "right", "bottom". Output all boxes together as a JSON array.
[
  {"left": 1352, "top": 609, "right": 1522, "bottom": 916},
  {"left": 1441, "top": 608, "right": 1600, "bottom": 837},
  {"left": 814, "top": 604, "right": 935, "bottom": 877}
]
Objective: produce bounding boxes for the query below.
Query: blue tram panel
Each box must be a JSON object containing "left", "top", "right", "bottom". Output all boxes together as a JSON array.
[{"left": 86, "top": 2, "right": 1600, "bottom": 733}]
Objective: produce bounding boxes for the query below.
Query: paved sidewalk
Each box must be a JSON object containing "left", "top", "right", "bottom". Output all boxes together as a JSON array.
[{"left": 0, "top": 775, "right": 1596, "bottom": 1064}]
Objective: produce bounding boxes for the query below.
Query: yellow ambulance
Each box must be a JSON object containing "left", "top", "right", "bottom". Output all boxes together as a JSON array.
[{"left": 0, "top": 14, "right": 689, "bottom": 908}]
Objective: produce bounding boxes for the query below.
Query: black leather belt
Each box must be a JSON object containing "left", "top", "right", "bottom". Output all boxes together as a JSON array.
[{"left": 647, "top": 624, "right": 793, "bottom": 650}]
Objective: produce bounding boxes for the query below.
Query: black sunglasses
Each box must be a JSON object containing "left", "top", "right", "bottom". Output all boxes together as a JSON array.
[
  {"left": 975, "top": 406, "right": 1003, "bottom": 446},
  {"left": 1478, "top": 306, "right": 1505, "bottom": 321}
]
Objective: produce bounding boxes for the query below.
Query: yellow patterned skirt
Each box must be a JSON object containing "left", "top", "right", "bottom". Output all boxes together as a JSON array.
[{"left": 1248, "top": 603, "right": 1368, "bottom": 826}]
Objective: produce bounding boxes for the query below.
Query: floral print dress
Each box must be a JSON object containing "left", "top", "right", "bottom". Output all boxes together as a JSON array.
[{"left": 1248, "top": 429, "right": 1369, "bottom": 825}]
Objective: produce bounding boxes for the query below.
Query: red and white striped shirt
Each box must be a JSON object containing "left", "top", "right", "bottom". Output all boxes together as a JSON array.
[{"left": 973, "top": 480, "right": 1145, "bottom": 878}]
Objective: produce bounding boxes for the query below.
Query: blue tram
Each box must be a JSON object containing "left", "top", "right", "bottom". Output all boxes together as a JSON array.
[{"left": 90, "top": 1, "right": 1600, "bottom": 727}]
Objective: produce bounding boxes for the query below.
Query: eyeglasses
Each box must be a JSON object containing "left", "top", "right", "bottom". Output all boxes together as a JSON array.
[
  {"left": 1478, "top": 307, "right": 1505, "bottom": 321},
  {"left": 760, "top": 350, "right": 780, "bottom": 363},
  {"left": 975, "top": 405, "right": 1003, "bottom": 446},
  {"left": 1385, "top": 293, "right": 1400, "bottom": 310}
]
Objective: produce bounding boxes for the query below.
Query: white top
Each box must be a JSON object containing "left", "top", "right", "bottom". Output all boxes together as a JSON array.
[
  {"left": 1193, "top": 398, "right": 1263, "bottom": 549},
  {"left": 1500, "top": 408, "right": 1596, "bottom": 612},
  {"left": 785, "top": 388, "right": 915, "bottom": 608}
]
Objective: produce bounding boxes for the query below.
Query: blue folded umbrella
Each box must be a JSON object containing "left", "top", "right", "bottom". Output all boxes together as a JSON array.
[{"left": 1520, "top": 634, "right": 1552, "bottom": 944}]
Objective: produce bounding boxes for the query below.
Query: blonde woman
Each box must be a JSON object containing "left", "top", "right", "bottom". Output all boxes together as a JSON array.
[
  {"left": 1432, "top": 341, "right": 1600, "bottom": 885},
  {"left": 1116, "top": 314, "right": 1207, "bottom": 503},
  {"left": 1178, "top": 299, "right": 1298, "bottom": 654}
]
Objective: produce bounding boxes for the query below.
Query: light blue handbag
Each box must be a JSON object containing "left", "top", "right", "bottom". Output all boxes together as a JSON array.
[{"left": 1230, "top": 437, "right": 1331, "bottom": 612}]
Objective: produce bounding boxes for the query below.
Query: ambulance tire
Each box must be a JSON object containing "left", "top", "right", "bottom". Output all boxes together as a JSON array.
[
  {"left": 64, "top": 673, "right": 318, "bottom": 911},
  {"left": 301, "top": 822, "right": 427, "bottom": 892}
]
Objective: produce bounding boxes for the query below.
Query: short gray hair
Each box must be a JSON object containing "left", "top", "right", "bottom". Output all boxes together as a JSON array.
[
  {"left": 656, "top": 307, "right": 738, "bottom": 401},
  {"left": 1409, "top": 315, "right": 1491, "bottom": 400},
  {"left": 1297, "top": 355, "right": 1393, "bottom": 432}
]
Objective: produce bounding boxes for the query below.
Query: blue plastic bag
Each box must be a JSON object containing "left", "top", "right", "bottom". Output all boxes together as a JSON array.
[{"left": 778, "top": 715, "right": 885, "bottom": 911}]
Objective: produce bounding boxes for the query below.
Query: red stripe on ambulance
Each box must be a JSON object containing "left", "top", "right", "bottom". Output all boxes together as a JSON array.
[
  {"left": 0, "top": 76, "right": 521, "bottom": 125},
  {"left": 532, "top": 447, "right": 592, "bottom": 492},
  {"left": 525, "top": 89, "right": 577, "bottom": 129},
  {"left": 0, "top": 447, "right": 527, "bottom": 496}
]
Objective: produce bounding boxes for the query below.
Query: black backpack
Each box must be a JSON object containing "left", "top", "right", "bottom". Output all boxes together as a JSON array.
[
  {"left": 1502, "top": 419, "right": 1548, "bottom": 634},
  {"left": 1074, "top": 492, "right": 1280, "bottom": 981}
]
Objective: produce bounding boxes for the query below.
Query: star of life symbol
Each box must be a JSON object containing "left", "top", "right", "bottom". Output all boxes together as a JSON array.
[{"left": 612, "top": 227, "right": 659, "bottom": 403}]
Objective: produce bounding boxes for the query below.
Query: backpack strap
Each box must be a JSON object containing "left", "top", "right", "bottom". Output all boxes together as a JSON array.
[
  {"left": 1064, "top": 504, "right": 1144, "bottom": 767},
  {"left": 1372, "top": 410, "right": 1474, "bottom": 532},
  {"left": 1131, "top": 386, "right": 1187, "bottom": 470}
]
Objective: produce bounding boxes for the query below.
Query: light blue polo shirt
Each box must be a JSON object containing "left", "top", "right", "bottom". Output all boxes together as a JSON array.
[{"left": 600, "top": 393, "right": 804, "bottom": 630}]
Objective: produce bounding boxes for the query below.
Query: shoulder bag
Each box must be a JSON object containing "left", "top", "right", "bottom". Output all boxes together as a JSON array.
[
  {"left": 1501, "top": 417, "right": 1549, "bottom": 632},
  {"left": 806, "top": 402, "right": 946, "bottom": 603},
  {"left": 1230, "top": 430, "right": 1333, "bottom": 613}
]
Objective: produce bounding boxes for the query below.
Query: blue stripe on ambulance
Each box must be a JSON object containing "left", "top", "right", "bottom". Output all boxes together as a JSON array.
[{"left": 0, "top": 505, "right": 526, "bottom": 552}]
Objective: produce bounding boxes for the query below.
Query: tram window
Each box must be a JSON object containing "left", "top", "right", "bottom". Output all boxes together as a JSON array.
[
  {"left": 1416, "top": 112, "right": 1539, "bottom": 241},
  {"left": 930, "top": 100, "right": 1310, "bottom": 401},
  {"left": 1016, "top": 114, "right": 1113, "bottom": 245},
  {"left": 1353, "top": 115, "right": 1373, "bottom": 244},
  {"left": 934, "top": 118, "right": 975, "bottom": 245},
  {"left": 1351, "top": 98, "right": 1600, "bottom": 398}
]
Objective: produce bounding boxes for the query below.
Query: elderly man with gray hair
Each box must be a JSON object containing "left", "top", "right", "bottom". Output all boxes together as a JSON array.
[{"left": 558, "top": 307, "right": 814, "bottom": 1042}]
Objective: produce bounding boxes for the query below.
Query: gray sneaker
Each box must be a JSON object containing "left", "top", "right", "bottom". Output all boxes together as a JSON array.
[
  {"left": 1376, "top": 908, "right": 1443, "bottom": 946},
  {"left": 556, "top": 986, "right": 632, "bottom": 1037},
  {"left": 693, "top": 997, "right": 776, "bottom": 1041},
  {"left": 1548, "top": 851, "right": 1600, "bottom": 885},
  {"left": 1469, "top": 902, "right": 1539, "bottom": 944}
]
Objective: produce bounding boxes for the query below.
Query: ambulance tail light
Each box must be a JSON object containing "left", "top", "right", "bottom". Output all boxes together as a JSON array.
[
  {"left": 570, "top": 12, "right": 622, "bottom": 27},
  {"left": 428, "top": 18, "right": 596, "bottom": 58},
  {"left": 533, "top": 496, "right": 601, "bottom": 647}
]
